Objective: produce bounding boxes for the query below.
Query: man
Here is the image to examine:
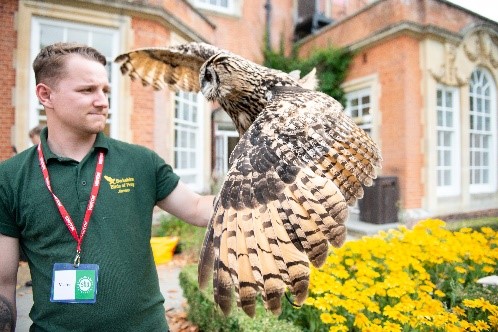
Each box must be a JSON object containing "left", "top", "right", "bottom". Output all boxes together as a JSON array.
[
  {"left": 0, "top": 43, "right": 214, "bottom": 331},
  {"left": 28, "top": 125, "right": 45, "bottom": 145}
]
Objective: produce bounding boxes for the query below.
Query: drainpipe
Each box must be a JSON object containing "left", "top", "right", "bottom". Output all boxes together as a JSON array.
[{"left": 264, "top": 0, "right": 272, "bottom": 51}]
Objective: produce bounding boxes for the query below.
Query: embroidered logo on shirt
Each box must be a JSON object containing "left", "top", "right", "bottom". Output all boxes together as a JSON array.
[{"left": 104, "top": 175, "right": 135, "bottom": 194}]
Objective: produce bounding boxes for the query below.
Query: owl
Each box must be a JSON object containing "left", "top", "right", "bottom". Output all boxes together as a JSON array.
[{"left": 115, "top": 42, "right": 382, "bottom": 317}]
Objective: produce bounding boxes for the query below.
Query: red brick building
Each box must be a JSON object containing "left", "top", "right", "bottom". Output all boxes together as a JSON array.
[
  {"left": 1, "top": 0, "right": 497, "bottom": 219},
  {"left": 299, "top": 0, "right": 498, "bottom": 219}
]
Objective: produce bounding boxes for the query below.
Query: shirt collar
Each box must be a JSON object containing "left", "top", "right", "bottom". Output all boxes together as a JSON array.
[{"left": 40, "top": 127, "right": 109, "bottom": 162}]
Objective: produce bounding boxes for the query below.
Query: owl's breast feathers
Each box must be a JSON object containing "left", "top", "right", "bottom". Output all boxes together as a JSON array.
[{"left": 199, "top": 87, "right": 381, "bottom": 317}]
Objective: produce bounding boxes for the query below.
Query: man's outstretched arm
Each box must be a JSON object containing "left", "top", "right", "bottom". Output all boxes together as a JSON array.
[{"left": 0, "top": 233, "right": 19, "bottom": 332}]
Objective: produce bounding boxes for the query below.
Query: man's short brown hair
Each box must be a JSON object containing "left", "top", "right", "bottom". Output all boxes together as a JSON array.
[{"left": 33, "top": 42, "right": 107, "bottom": 86}]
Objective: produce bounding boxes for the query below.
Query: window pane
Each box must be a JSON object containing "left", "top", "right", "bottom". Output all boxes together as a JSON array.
[
  {"left": 445, "top": 91, "right": 452, "bottom": 107},
  {"left": 446, "top": 111, "right": 453, "bottom": 127},
  {"left": 444, "top": 170, "right": 451, "bottom": 186},
  {"left": 436, "top": 86, "right": 459, "bottom": 194},
  {"left": 444, "top": 151, "right": 451, "bottom": 166},
  {"left": 40, "top": 25, "right": 64, "bottom": 47},
  {"left": 67, "top": 28, "right": 88, "bottom": 44},
  {"left": 92, "top": 32, "right": 113, "bottom": 57}
]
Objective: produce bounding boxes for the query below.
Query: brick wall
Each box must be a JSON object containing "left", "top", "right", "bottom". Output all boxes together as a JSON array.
[
  {"left": 197, "top": 0, "right": 295, "bottom": 62},
  {"left": 299, "top": 0, "right": 491, "bottom": 52},
  {"left": 345, "top": 34, "right": 424, "bottom": 209},
  {"left": 0, "top": 0, "right": 18, "bottom": 161},
  {"left": 128, "top": 18, "right": 172, "bottom": 149}
]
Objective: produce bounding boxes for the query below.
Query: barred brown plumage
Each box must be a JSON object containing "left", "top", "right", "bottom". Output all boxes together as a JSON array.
[{"left": 115, "top": 42, "right": 382, "bottom": 317}]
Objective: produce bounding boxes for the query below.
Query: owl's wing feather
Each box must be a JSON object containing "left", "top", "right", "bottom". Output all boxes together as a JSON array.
[
  {"left": 114, "top": 42, "right": 223, "bottom": 92},
  {"left": 115, "top": 43, "right": 318, "bottom": 94},
  {"left": 198, "top": 87, "right": 382, "bottom": 316}
]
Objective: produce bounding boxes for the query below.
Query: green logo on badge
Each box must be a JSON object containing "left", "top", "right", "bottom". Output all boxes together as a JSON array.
[{"left": 76, "top": 270, "right": 95, "bottom": 300}]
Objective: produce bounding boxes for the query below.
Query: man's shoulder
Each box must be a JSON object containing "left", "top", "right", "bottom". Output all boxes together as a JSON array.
[
  {"left": 0, "top": 146, "right": 37, "bottom": 173},
  {"left": 106, "top": 138, "right": 155, "bottom": 155}
]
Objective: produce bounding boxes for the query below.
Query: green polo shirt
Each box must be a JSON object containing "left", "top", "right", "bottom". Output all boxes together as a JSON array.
[{"left": 0, "top": 128, "right": 179, "bottom": 331}]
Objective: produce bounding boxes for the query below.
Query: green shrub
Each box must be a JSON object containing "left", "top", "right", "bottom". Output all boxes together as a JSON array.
[
  {"left": 179, "top": 264, "right": 302, "bottom": 332},
  {"left": 263, "top": 45, "right": 352, "bottom": 105}
]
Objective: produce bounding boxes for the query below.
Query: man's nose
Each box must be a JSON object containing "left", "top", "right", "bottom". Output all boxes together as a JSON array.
[{"left": 94, "top": 90, "right": 109, "bottom": 107}]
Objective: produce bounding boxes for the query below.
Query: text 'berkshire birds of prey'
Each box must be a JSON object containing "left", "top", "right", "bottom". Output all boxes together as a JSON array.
[{"left": 115, "top": 42, "right": 382, "bottom": 317}]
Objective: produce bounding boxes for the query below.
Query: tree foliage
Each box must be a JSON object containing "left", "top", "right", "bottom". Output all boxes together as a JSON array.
[{"left": 263, "top": 45, "right": 352, "bottom": 105}]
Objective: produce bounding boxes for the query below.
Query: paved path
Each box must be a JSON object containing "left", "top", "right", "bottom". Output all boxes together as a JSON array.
[{"left": 15, "top": 262, "right": 185, "bottom": 331}]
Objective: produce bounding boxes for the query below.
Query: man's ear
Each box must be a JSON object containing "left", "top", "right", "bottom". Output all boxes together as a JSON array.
[{"left": 35, "top": 83, "right": 53, "bottom": 108}]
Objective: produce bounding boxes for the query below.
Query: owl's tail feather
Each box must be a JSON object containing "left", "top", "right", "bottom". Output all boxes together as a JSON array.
[
  {"left": 266, "top": 201, "right": 310, "bottom": 306},
  {"left": 296, "top": 167, "right": 348, "bottom": 248},
  {"left": 198, "top": 216, "right": 215, "bottom": 290},
  {"left": 213, "top": 210, "right": 233, "bottom": 316},
  {"left": 248, "top": 206, "right": 287, "bottom": 315},
  {"left": 234, "top": 210, "right": 258, "bottom": 317}
]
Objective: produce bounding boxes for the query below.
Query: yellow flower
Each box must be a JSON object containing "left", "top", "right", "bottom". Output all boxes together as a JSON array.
[
  {"left": 489, "top": 315, "right": 498, "bottom": 328},
  {"left": 308, "top": 218, "right": 497, "bottom": 331},
  {"left": 452, "top": 306, "right": 465, "bottom": 317},
  {"left": 382, "top": 321, "right": 402, "bottom": 332},
  {"left": 470, "top": 320, "right": 490, "bottom": 331},
  {"left": 353, "top": 312, "right": 370, "bottom": 329},
  {"left": 329, "top": 325, "right": 349, "bottom": 332},
  {"left": 483, "top": 265, "right": 495, "bottom": 273}
]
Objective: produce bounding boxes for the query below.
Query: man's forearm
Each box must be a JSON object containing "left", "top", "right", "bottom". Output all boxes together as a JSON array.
[{"left": 0, "top": 293, "right": 15, "bottom": 332}]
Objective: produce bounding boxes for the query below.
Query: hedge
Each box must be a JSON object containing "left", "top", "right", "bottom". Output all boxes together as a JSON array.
[{"left": 179, "top": 264, "right": 302, "bottom": 332}]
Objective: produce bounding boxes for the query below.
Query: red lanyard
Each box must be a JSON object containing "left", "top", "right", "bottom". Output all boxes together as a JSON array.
[{"left": 37, "top": 144, "right": 105, "bottom": 266}]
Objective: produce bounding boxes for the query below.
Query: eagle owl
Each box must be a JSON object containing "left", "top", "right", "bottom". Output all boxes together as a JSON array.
[{"left": 115, "top": 42, "right": 382, "bottom": 317}]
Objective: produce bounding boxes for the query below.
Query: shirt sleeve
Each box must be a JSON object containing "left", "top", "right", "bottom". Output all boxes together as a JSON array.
[
  {"left": 0, "top": 163, "right": 21, "bottom": 238},
  {"left": 154, "top": 153, "right": 180, "bottom": 202}
]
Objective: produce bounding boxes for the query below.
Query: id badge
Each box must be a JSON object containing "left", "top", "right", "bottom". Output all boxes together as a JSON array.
[{"left": 50, "top": 263, "right": 99, "bottom": 303}]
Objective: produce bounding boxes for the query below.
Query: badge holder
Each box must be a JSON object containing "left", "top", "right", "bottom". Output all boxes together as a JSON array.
[{"left": 51, "top": 263, "right": 99, "bottom": 303}]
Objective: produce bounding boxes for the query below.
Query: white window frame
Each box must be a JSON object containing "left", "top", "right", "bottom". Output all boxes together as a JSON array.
[
  {"left": 192, "top": 0, "right": 236, "bottom": 14},
  {"left": 30, "top": 17, "right": 120, "bottom": 138},
  {"left": 468, "top": 68, "right": 497, "bottom": 194},
  {"left": 173, "top": 91, "right": 205, "bottom": 191},
  {"left": 436, "top": 85, "right": 461, "bottom": 197},
  {"left": 214, "top": 124, "right": 238, "bottom": 176},
  {"left": 345, "top": 88, "right": 373, "bottom": 134}
]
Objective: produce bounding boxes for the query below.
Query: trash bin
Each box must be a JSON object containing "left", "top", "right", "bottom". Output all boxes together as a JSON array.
[{"left": 358, "top": 176, "right": 399, "bottom": 224}]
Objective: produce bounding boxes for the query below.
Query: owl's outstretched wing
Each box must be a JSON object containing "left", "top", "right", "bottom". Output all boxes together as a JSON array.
[
  {"left": 198, "top": 86, "right": 381, "bottom": 317},
  {"left": 115, "top": 43, "right": 318, "bottom": 93},
  {"left": 114, "top": 42, "right": 223, "bottom": 92}
]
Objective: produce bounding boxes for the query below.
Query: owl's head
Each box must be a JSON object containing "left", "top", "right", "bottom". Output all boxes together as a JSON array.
[{"left": 199, "top": 53, "right": 262, "bottom": 102}]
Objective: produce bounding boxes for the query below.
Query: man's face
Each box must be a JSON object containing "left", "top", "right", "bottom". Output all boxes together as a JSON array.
[{"left": 47, "top": 54, "right": 110, "bottom": 136}]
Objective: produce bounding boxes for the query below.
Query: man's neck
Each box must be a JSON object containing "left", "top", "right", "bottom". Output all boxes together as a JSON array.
[{"left": 47, "top": 132, "right": 97, "bottom": 162}]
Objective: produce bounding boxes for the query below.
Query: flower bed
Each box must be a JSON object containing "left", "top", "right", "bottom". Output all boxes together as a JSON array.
[{"left": 303, "top": 219, "right": 498, "bottom": 331}]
